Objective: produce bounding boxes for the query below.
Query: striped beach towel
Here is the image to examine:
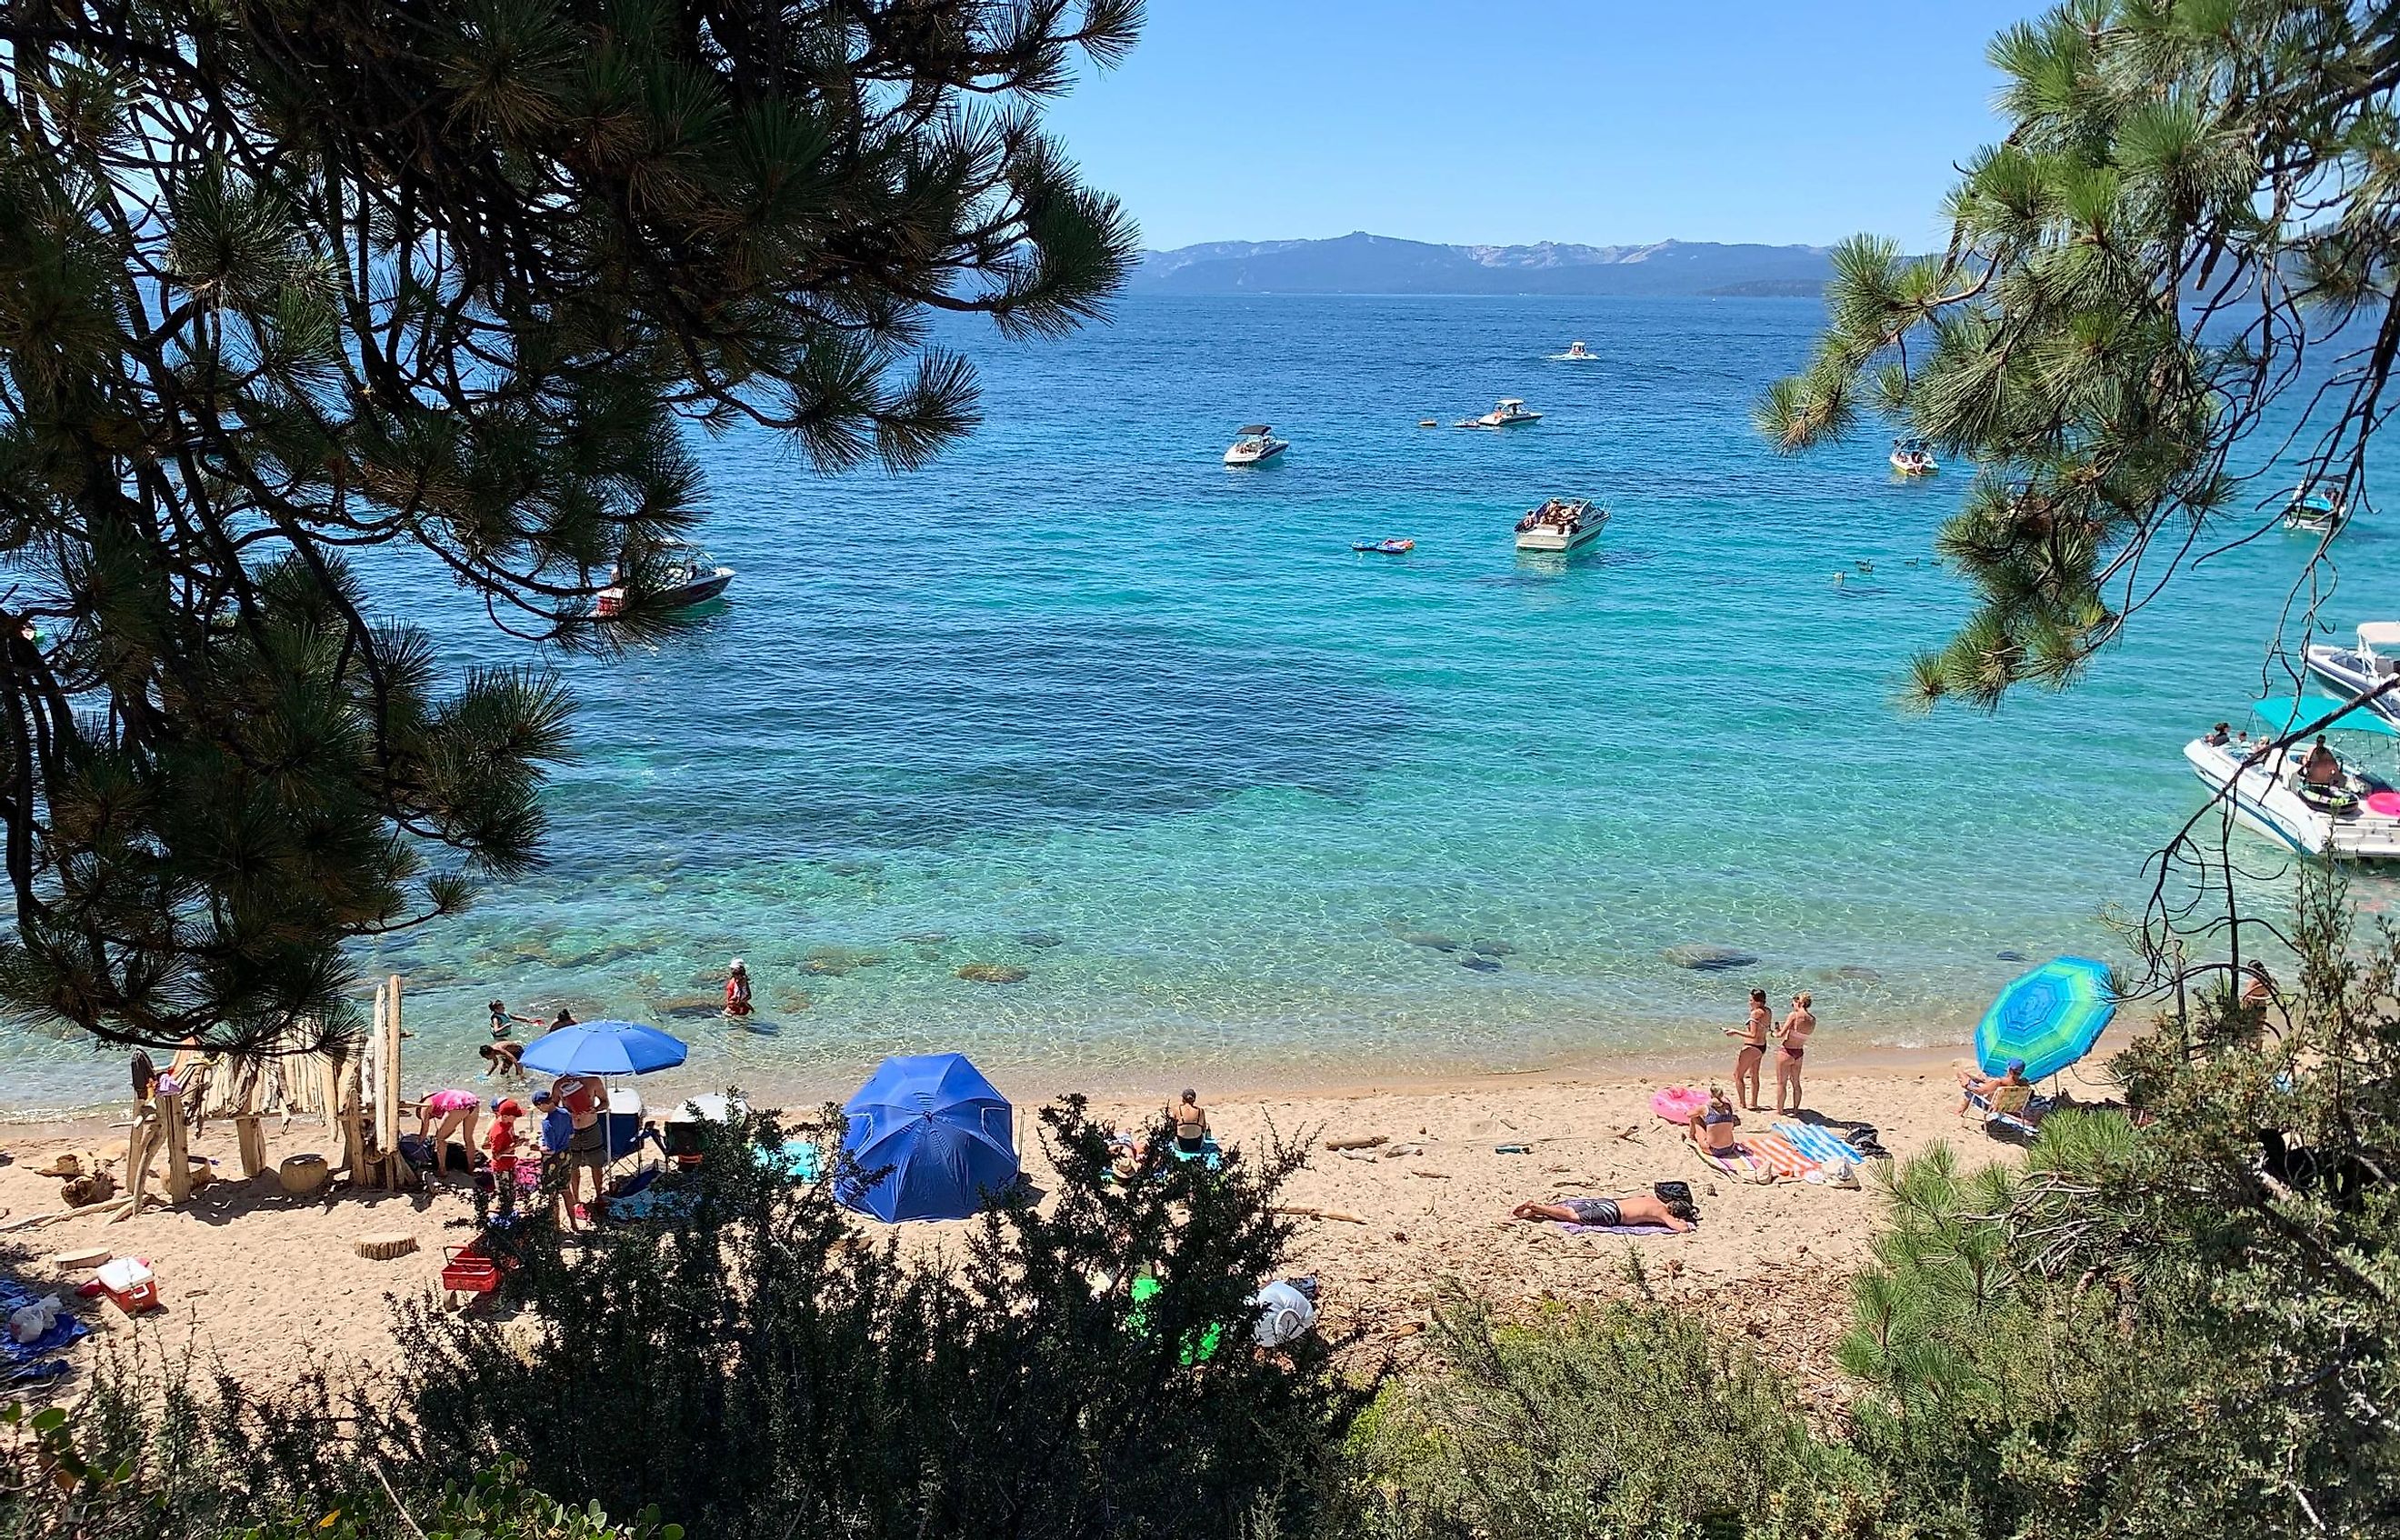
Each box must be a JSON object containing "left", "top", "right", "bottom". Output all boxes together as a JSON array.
[
  {"left": 1743, "top": 1130, "right": 1822, "bottom": 1180},
  {"left": 1775, "top": 1121, "right": 1862, "bottom": 1167}
]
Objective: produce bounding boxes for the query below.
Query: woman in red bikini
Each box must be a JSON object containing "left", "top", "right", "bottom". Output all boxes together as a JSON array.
[{"left": 1775, "top": 992, "right": 1816, "bottom": 1115}]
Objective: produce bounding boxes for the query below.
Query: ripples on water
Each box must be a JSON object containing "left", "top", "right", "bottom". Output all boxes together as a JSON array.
[{"left": 7, "top": 295, "right": 2397, "bottom": 1114}]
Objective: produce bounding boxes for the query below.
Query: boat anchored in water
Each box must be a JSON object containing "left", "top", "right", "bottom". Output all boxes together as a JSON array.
[
  {"left": 2285, "top": 485, "right": 2345, "bottom": 533},
  {"left": 1456, "top": 398, "right": 1543, "bottom": 429},
  {"left": 2183, "top": 696, "right": 2400, "bottom": 860},
  {"left": 2305, "top": 624, "right": 2400, "bottom": 725},
  {"left": 595, "top": 540, "right": 735, "bottom": 619},
  {"left": 1548, "top": 340, "right": 1597, "bottom": 361},
  {"left": 1223, "top": 424, "right": 1289, "bottom": 465},
  {"left": 1890, "top": 436, "right": 1939, "bottom": 476},
  {"left": 1514, "top": 497, "right": 1607, "bottom": 552}
]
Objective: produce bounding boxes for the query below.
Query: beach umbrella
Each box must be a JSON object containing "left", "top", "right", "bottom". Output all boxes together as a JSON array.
[
  {"left": 518, "top": 1021, "right": 689, "bottom": 1077},
  {"left": 838, "top": 1052, "right": 1017, "bottom": 1223},
  {"left": 1975, "top": 957, "right": 2116, "bottom": 1083}
]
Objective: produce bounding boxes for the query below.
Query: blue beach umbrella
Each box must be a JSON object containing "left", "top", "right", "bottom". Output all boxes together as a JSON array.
[
  {"left": 518, "top": 1021, "right": 690, "bottom": 1077},
  {"left": 838, "top": 1052, "right": 1017, "bottom": 1223},
  {"left": 1975, "top": 957, "right": 2117, "bottom": 1083}
]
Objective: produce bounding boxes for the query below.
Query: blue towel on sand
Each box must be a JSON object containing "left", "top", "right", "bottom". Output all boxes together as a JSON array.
[
  {"left": 1557, "top": 1222, "right": 1678, "bottom": 1237},
  {"left": 1775, "top": 1121, "right": 1862, "bottom": 1165},
  {"left": 0, "top": 1278, "right": 88, "bottom": 1384}
]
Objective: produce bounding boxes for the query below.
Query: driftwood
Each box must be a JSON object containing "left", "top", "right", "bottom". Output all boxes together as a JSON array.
[
  {"left": 1323, "top": 1134, "right": 1387, "bottom": 1152},
  {"left": 1273, "top": 1204, "right": 1369, "bottom": 1225},
  {"left": 1405, "top": 1167, "right": 1453, "bottom": 1180}
]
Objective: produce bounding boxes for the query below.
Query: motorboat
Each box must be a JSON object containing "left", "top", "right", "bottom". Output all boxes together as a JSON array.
[
  {"left": 2285, "top": 485, "right": 2345, "bottom": 533},
  {"left": 1352, "top": 538, "right": 1415, "bottom": 555},
  {"left": 595, "top": 541, "right": 735, "bottom": 618},
  {"left": 2305, "top": 624, "right": 2400, "bottom": 725},
  {"left": 1224, "top": 424, "right": 1289, "bottom": 465},
  {"left": 2183, "top": 699, "right": 2400, "bottom": 859},
  {"left": 1890, "top": 436, "right": 1939, "bottom": 476},
  {"left": 1548, "top": 340, "right": 1597, "bottom": 362},
  {"left": 1456, "top": 398, "right": 1543, "bottom": 429},
  {"left": 1514, "top": 497, "right": 1607, "bottom": 552}
]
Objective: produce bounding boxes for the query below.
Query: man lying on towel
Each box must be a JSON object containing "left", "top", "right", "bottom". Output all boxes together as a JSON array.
[{"left": 1510, "top": 1194, "right": 1696, "bottom": 1232}]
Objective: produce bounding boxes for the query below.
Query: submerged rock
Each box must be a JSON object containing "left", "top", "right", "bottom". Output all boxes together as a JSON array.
[
  {"left": 1470, "top": 939, "right": 1517, "bottom": 957},
  {"left": 1664, "top": 944, "right": 1760, "bottom": 972},
  {"left": 1016, "top": 930, "right": 1067, "bottom": 949},
  {"left": 1996, "top": 949, "right": 2028, "bottom": 963},
  {"left": 1459, "top": 955, "right": 1503, "bottom": 973},
  {"left": 803, "top": 945, "right": 887, "bottom": 976},
  {"left": 897, "top": 932, "right": 951, "bottom": 946},
  {"left": 1818, "top": 965, "right": 1883, "bottom": 985},
  {"left": 957, "top": 963, "right": 1029, "bottom": 985},
  {"left": 769, "top": 986, "right": 813, "bottom": 1013},
  {"left": 1403, "top": 932, "right": 1461, "bottom": 952}
]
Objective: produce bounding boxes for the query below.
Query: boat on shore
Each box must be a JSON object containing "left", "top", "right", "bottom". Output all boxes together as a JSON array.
[
  {"left": 2285, "top": 485, "right": 2345, "bottom": 533},
  {"left": 595, "top": 542, "right": 735, "bottom": 618},
  {"left": 2184, "top": 700, "right": 2400, "bottom": 859},
  {"left": 2305, "top": 624, "right": 2400, "bottom": 725},
  {"left": 1456, "top": 398, "right": 1543, "bottom": 429},
  {"left": 1890, "top": 436, "right": 1938, "bottom": 476},
  {"left": 1224, "top": 425, "right": 1289, "bottom": 465},
  {"left": 1514, "top": 497, "right": 1606, "bottom": 552},
  {"left": 1548, "top": 341, "right": 1597, "bottom": 362}
]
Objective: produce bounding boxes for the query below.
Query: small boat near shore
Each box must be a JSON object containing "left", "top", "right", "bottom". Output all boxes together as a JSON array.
[
  {"left": 2184, "top": 701, "right": 2400, "bottom": 860},
  {"left": 1224, "top": 424, "right": 1289, "bottom": 465},
  {"left": 2285, "top": 485, "right": 2345, "bottom": 533},
  {"left": 1548, "top": 341, "right": 1597, "bottom": 362},
  {"left": 1514, "top": 497, "right": 1606, "bottom": 552},
  {"left": 2305, "top": 624, "right": 2400, "bottom": 725},
  {"left": 1456, "top": 398, "right": 1543, "bottom": 429},
  {"left": 1353, "top": 538, "right": 1415, "bottom": 555},
  {"left": 595, "top": 541, "right": 735, "bottom": 618},
  {"left": 1890, "top": 436, "right": 1938, "bottom": 476}
]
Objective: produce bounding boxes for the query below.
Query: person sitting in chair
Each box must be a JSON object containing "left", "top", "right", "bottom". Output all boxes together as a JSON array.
[{"left": 1955, "top": 1058, "right": 2034, "bottom": 1120}]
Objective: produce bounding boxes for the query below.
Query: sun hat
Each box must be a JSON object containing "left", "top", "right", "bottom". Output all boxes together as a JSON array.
[{"left": 730, "top": 957, "right": 745, "bottom": 970}]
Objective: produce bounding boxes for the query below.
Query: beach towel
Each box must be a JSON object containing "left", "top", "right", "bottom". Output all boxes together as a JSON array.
[
  {"left": 1775, "top": 1121, "right": 1865, "bottom": 1166},
  {"left": 0, "top": 1279, "right": 88, "bottom": 1384},
  {"left": 1557, "top": 1221, "right": 1679, "bottom": 1237},
  {"left": 1742, "top": 1130, "right": 1823, "bottom": 1180},
  {"left": 1689, "top": 1139, "right": 1774, "bottom": 1183}
]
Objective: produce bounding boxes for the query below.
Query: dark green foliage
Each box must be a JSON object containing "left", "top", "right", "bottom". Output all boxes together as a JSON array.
[
  {"left": 398, "top": 1096, "right": 1365, "bottom": 1540},
  {"left": 1757, "top": 0, "right": 2398, "bottom": 708},
  {"left": 1336, "top": 1289, "right": 1875, "bottom": 1540},
  {"left": 0, "top": 0, "right": 1136, "bottom": 1048}
]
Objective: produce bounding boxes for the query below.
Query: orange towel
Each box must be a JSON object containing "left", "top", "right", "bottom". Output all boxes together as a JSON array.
[{"left": 1744, "top": 1130, "right": 1821, "bottom": 1180}]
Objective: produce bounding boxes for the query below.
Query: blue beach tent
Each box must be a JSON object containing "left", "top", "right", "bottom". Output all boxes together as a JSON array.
[{"left": 838, "top": 1053, "right": 1018, "bottom": 1222}]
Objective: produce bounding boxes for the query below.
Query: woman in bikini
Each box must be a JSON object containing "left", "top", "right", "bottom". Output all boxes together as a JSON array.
[
  {"left": 1686, "top": 1086, "right": 1771, "bottom": 1184},
  {"left": 1167, "top": 1089, "right": 1210, "bottom": 1155},
  {"left": 1723, "top": 988, "right": 1772, "bottom": 1110},
  {"left": 1775, "top": 991, "right": 1816, "bottom": 1115}
]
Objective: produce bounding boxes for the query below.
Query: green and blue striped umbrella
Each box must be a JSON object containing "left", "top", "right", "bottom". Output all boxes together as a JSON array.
[{"left": 1975, "top": 956, "right": 2116, "bottom": 1082}]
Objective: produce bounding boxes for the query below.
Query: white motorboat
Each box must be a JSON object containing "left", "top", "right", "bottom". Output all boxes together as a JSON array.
[
  {"left": 595, "top": 540, "right": 735, "bottom": 619},
  {"left": 1514, "top": 497, "right": 1608, "bottom": 552},
  {"left": 1890, "top": 436, "right": 1939, "bottom": 476},
  {"left": 1548, "top": 340, "right": 1597, "bottom": 362},
  {"left": 2285, "top": 485, "right": 2345, "bottom": 533},
  {"left": 1456, "top": 398, "right": 1543, "bottom": 429},
  {"left": 2184, "top": 701, "right": 2400, "bottom": 860},
  {"left": 1223, "top": 424, "right": 1288, "bottom": 465},
  {"left": 2305, "top": 624, "right": 2400, "bottom": 725}
]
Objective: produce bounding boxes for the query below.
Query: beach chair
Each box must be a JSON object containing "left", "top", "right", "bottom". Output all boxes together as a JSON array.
[{"left": 1966, "top": 1081, "right": 2053, "bottom": 1138}]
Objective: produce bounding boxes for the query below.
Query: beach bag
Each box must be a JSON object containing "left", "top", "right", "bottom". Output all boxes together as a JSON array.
[{"left": 1652, "top": 1180, "right": 1695, "bottom": 1206}]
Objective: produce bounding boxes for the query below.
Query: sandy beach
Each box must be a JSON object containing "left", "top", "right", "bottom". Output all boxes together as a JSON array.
[{"left": 0, "top": 1041, "right": 2127, "bottom": 1397}]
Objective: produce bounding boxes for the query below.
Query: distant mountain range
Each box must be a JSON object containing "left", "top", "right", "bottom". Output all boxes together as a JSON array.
[{"left": 1131, "top": 233, "right": 1840, "bottom": 297}]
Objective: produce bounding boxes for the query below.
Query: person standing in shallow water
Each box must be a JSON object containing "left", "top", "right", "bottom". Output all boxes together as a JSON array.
[
  {"left": 1723, "top": 988, "right": 1772, "bottom": 1111},
  {"left": 724, "top": 958, "right": 753, "bottom": 1018},
  {"left": 1775, "top": 991, "right": 1816, "bottom": 1115}
]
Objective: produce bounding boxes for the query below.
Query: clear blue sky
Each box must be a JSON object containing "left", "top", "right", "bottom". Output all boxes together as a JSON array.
[{"left": 1042, "top": 0, "right": 2023, "bottom": 252}]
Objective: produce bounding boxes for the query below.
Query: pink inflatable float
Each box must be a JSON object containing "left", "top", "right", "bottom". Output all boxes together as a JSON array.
[{"left": 1649, "top": 1085, "right": 1709, "bottom": 1124}]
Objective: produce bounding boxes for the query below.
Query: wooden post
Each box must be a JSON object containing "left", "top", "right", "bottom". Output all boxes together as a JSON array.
[
  {"left": 117, "top": 1107, "right": 156, "bottom": 1223},
  {"left": 234, "top": 1115, "right": 266, "bottom": 1178},
  {"left": 318, "top": 1045, "right": 341, "bottom": 1143},
  {"left": 381, "top": 975, "right": 403, "bottom": 1178},
  {"left": 160, "top": 1088, "right": 193, "bottom": 1205}
]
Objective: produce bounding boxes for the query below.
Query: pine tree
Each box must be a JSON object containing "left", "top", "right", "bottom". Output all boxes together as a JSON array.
[
  {"left": 1756, "top": 0, "right": 2400, "bottom": 708},
  {"left": 0, "top": 0, "right": 1138, "bottom": 1048}
]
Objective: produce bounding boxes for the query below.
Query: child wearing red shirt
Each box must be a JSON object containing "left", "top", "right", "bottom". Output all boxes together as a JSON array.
[{"left": 485, "top": 1098, "right": 525, "bottom": 1216}]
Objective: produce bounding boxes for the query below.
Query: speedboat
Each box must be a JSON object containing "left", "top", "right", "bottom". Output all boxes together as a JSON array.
[
  {"left": 1514, "top": 497, "right": 1607, "bottom": 552},
  {"left": 1890, "top": 436, "right": 1939, "bottom": 476},
  {"left": 1224, "top": 425, "right": 1288, "bottom": 465},
  {"left": 1548, "top": 341, "right": 1597, "bottom": 362},
  {"left": 2305, "top": 624, "right": 2400, "bottom": 725},
  {"left": 2184, "top": 699, "right": 2400, "bottom": 859},
  {"left": 595, "top": 541, "right": 735, "bottom": 618},
  {"left": 1352, "top": 538, "right": 1415, "bottom": 555},
  {"left": 1456, "top": 398, "right": 1543, "bottom": 429},
  {"left": 2285, "top": 485, "right": 2345, "bottom": 533}
]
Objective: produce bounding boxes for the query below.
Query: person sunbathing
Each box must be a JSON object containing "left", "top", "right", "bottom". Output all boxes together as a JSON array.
[
  {"left": 1510, "top": 1194, "right": 1696, "bottom": 1232},
  {"left": 1685, "top": 1086, "right": 1773, "bottom": 1181}
]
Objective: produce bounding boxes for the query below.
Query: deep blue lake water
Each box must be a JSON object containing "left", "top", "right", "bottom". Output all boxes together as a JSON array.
[{"left": 6, "top": 294, "right": 2393, "bottom": 1115}]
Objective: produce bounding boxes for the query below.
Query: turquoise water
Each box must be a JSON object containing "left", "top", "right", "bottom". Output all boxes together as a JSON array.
[{"left": 6, "top": 295, "right": 2396, "bottom": 1115}]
